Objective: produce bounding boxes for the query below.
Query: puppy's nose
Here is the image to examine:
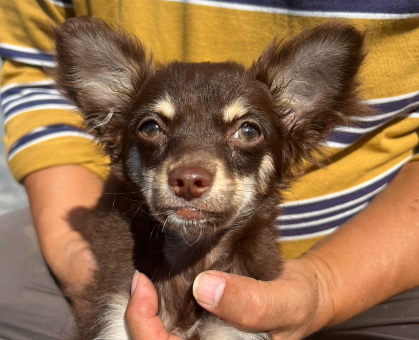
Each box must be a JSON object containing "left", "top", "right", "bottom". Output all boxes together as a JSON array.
[{"left": 168, "top": 167, "right": 212, "bottom": 201}]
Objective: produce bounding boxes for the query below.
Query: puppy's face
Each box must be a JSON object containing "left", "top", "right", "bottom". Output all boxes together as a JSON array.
[
  {"left": 124, "top": 62, "right": 282, "bottom": 234},
  {"left": 53, "top": 18, "right": 369, "bottom": 236}
]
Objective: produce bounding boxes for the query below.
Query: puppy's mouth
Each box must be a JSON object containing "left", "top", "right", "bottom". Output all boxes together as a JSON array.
[
  {"left": 167, "top": 205, "right": 217, "bottom": 222},
  {"left": 175, "top": 207, "right": 205, "bottom": 220},
  {"left": 153, "top": 204, "right": 229, "bottom": 234}
]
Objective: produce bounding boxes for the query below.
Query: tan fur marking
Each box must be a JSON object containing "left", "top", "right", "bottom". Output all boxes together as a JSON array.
[
  {"left": 153, "top": 94, "right": 176, "bottom": 119},
  {"left": 258, "top": 154, "right": 275, "bottom": 194},
  {"left": 223, "top": 97, "right": 249, "bottom": 123}
]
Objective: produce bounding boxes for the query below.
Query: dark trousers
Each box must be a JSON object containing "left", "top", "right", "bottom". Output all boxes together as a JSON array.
[{"left": 1, "top": 208, "right": 419, "bottom": 340}]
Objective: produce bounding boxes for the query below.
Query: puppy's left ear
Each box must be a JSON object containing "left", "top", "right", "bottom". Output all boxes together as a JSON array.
[{"left": 251, "top": 22, "right": 370, "bottom": 165}]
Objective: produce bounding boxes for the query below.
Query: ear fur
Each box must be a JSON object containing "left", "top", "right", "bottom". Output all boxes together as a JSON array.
[
  {"left": 251, "top": 22, "right": 371, "bottom": 169},
  {"left": 52, "top": 17, "right": 153, "bottom": 159}
]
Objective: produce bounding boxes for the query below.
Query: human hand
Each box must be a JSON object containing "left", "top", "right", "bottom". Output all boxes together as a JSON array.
[
  {"left": 126, "top": 271, "right": 184, "bottom": 340},
  {"left": 125, "top": 258, "right": 334, "bottom": 340}
]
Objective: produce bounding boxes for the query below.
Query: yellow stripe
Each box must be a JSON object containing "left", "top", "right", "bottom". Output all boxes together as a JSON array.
[
  {"left": 4, "top": 109, "right": 84, "bottom": 150},
  {"left": 0, "top": 0, "right": 68, "bottom": 52},
  {"left": 283, "top": 117, "right": 419, "bottom": 202},
  {"left": 8, "top": 136, "right": 109, "bottom": 183},
  {"left": 278, "top": 236, "right": 327, "bottom": 259},
  {"left": 0, "top": 61, "right": 50, "bottom": 86}
]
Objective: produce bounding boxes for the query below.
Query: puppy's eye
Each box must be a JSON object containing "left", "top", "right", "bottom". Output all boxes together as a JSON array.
[
  {"left": 139, "top": 121, "right": 162, "bottom": 138},
  {"left": 234, "top": 124, "right": 260, "bottom": 142}
]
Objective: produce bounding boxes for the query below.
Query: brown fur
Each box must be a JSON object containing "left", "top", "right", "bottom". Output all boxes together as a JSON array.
[{"left": 52, "top": 17, "right": 371, "bottom": 339}]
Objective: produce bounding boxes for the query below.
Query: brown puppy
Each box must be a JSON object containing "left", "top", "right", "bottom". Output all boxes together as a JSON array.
[{"left": 53, "top": 17, "right": 370, "bottom": 340}]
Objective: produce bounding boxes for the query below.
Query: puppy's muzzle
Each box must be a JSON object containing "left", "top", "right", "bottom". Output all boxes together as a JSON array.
[{"left": 168, "top": 167, "right": 213, "bottom": 201}]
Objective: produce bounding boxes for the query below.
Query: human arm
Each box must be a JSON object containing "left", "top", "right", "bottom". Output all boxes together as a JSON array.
[
  {"left": 0, "top": 0, "right": 109, "bottom": 292},
  {"left": 124, "top": 160, "right": 419, "bottom": 339},
  {"left": 24, "top": 165, "right": 104, "bottom": 294}
]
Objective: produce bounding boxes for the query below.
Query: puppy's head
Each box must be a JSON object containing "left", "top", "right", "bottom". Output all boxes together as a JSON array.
[{"left": 53, "top": 18, "right": 368, "bottom": 236}]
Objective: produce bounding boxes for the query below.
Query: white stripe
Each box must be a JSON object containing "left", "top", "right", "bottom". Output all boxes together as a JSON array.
[
  {"left": 281, "top": 156, "right": 410, "bottom": 208},
  {"left": 8, "top": 131, "right": 95, "bottom": 162},
  {"left": 3, "top": 94, "right": 67, "bottom": 114},
  {"left": 7, "top": 57, "right": 56, "bottom": 68},
  {"left": 1, "top": 80, "right": 54, "bottom": 95},
  {"left": 46, "top": 0, "right": 73, "bottom": 8},
  {"left": 2, "top": 88, "right": 61, "bottom": 106},
  {"left": 351, "top": 101, "right": 419, "bottom": 123},
  {"left": 4, "top": 103, "right": 77, "bottom": 124},
  {"left": 328, "top": 107, "right": 419, "bottom": 148},
  {"left": 279, "top": 227, "right": 338, "bottom": 242},
  {"left": 325, "top": 140, "right": 348, "bottom": 148},
  {"left": 404, "top": 111, "right": 419, "bottom": 118},
  {"left": 278, "top": 202, "right": 368, "bottom": 229},
  {"left": 351, "top": 109, "right": 404, "bottom": 123},
  {"left": 334, "top": 124, "right": 379, "bottom": 134},
  {"left": 279, "top": 184, "right": 386, "bottom": 221},
  {"left": 162, "top": 0, "right": 419, "bottom": 19},
  {"left": 0, "top": 42, "right": 54, "bottom": 55},
  {"left": 365, "top": 90, "right": 419, "bottom": 106}
]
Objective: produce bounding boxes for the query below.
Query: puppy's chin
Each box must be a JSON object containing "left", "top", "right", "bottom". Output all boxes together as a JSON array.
[{"left": 152, "top": 207, "right": 234, "bottom": 237}]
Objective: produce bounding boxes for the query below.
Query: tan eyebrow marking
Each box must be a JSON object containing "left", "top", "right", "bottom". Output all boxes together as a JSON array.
[
  {"left": 223, "top": 97, "right": 249, "bottom": 123},
  {"left": 152, "top": 94, "right": 176, "bottom": 119}
]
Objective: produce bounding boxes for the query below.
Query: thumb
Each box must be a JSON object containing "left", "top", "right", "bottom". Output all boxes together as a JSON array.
[
  {"left": 192, "top": 270, "right": 282, "bottom": 332},
  {"left": 125, "top": 271, "right": 183, "bottom": 340}
]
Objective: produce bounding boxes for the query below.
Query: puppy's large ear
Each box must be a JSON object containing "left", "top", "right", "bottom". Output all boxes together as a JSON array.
[
  {"left": 251, "top": 22, "right": 369, "bottom": 168},
  {"left": 52, "top": 17, "right": 152, "bottom": 155}
]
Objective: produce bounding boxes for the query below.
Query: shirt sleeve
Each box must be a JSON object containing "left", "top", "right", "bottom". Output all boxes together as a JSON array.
[{"left": 0, "top": 0, "right": 109, "bottom": 183}]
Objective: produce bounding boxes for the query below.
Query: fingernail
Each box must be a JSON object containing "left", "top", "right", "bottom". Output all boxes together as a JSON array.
[
  {"left": 193, "top": 272, "right": 226, "bottom": 307},
  {"left": 131, "top": 270, "right": 140, "bottom": 296}
]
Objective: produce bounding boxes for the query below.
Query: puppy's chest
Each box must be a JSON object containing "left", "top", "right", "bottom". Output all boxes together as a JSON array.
[{"left": 152, "top": 244, "right": 232, "bottom": 329}]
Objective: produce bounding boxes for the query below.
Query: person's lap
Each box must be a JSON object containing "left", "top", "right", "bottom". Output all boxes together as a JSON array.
[
  {"left": 0, "top": 208, "right": 73, "bottom": 340},
  {"left": 307, "top": 287, "right": 419, "bottom": 340},
  {"left": 1, "top": 208, "right": 418, "bottom": 340}
]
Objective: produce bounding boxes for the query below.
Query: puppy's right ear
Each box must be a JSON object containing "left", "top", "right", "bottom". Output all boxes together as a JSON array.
[{"left": 53, "top": 17, "right": 152, "bottom": 144}]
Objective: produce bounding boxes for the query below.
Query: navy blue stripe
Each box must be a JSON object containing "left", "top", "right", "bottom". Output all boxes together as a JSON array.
[
  {"left": 3, "top": 92, "right": 64, "bottom": 112},
  {"left": 278, "top": 213, "right": 353, "bottom": 237},
  {"left": 47, "top": 0, "right": 73, "bottom": 5},
  {"left": 4, "top": 99, "right": 72, "bottom": 118},
  {"left": 327, "top": 95, "right": 419, "bottom": 140},
  {"left": 56, "top": 0, "right": 73, "bottom": 5},
  {"left": 0, "top": 47, "right": 54, "bottom": 63},
  {"left": 279, "top": 199, "right": 371, "bottom": 226},
  {"left": 212, "top": 0, "right": 419, "bottom": 14},
  {"left": 327, "top": 131, "right": 364, "bottom": 144},
  {"left": 1, "top": 85, "right": 54, "bottom": 100},
  {"left": 347, "top": 118, "right": 388, "bottom": 130},
  {"left": 8, "top": 124, "right": 82, "bottom": 155},
  {"left": 280, "top": 169, "right": 399, "bottom": 216},
  {"left": 370, "top": 94, "right": 419, "bottom": 114}
]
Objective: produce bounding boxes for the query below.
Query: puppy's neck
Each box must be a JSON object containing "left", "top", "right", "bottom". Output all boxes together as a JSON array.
[{"left": 162, "top": 229, "right": 228, "bottom": 276}]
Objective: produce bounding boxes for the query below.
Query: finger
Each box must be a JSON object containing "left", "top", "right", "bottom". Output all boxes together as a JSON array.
[
  {"left": 192, "top": 270, "right": 291, "bottom": 331},
  {"left": 126, "top": 271, "right": 183, "bottom": 340}
]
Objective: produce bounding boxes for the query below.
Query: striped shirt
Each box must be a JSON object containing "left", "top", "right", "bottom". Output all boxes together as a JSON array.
[{"left": 1, "top": 0, "right": 418, "bottom": 258}]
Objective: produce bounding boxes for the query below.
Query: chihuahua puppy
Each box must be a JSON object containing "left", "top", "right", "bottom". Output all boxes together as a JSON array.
[{"left": 53, "top": 17, "right": 369, "bottom": 340}]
